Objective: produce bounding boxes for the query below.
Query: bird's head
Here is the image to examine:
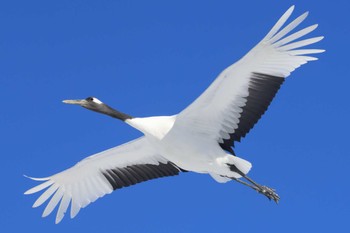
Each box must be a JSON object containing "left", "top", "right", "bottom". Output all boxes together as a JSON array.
[
  {"left": 63, "top": 97, "right": 132, "bottom": 121},
  {"left": 63, "top": 96, "right": 106, "bottom": 112}
]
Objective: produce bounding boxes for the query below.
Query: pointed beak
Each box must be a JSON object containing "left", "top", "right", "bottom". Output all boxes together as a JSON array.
[{"left": 62, "top": 99, "right": 87, "bottom": 105}]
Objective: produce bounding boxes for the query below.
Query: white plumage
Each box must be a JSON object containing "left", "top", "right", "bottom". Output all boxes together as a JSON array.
[
  {"left": 25, "top": 137, "right": 171, "bottom": 223},
  {"left": 25, "top": 6, "right": 324, "bottom": 223}
]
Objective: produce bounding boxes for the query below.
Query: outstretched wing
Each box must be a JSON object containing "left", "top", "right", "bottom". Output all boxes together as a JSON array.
[
  {"left": 174, "top": 6, "right": 324, "bottom": 154},
  {"left": 25, "top": 137, "right": 184, "bottom": 223}
]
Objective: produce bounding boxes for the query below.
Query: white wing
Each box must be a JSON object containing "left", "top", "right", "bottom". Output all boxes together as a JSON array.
[
  {"left": 175, "top": 6, "right": 324, "bottom": 154},
  {"left": 25, "top": 137, "right": 183, "bottom": 223}
]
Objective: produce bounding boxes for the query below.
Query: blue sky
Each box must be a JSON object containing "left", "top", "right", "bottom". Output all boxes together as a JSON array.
[{"left": 1, "top": 0, "right": 349, "bottom": 232}]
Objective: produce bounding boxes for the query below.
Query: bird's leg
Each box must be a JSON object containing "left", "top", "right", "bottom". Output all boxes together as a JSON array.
[
  {"left": 229, "top": 165, "right": 280, "bottom": 203},
  {"left": 232, "top": 176, "right": 280, "bottom": 203},
  {"left": 231, "top": 177, "right": 260, "bottom": 191},
  {"left": 243, "top": 175, "right": 280, "bottom": 203}
]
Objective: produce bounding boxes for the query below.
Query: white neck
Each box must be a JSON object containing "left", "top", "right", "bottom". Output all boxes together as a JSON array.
[{"left": 125, "top": 116, "right": 176, "bottom": 139}]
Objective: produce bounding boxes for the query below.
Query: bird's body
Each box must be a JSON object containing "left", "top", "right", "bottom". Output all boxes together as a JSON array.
[
  {"left": 25, "top": 6, "right": 324, "bottom": 223},
  {"left": 127, "top": 115, "right": 250, "bottom": 178}
]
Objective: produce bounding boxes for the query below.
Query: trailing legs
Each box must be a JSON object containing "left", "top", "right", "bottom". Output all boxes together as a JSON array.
[{"left": 229, "top": 164, "right": 280, "bottom": 203}]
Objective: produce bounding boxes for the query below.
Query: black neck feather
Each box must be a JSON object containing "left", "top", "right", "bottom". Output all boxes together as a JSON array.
[
  {"left": 108, "top": 108, "right": 133, "bottom": 121},
  {"left": 86, "top": 104, "right": 133, "bottom": 121}
]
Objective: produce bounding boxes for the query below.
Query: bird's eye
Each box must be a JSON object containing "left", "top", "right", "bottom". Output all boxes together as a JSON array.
[{"left": 86, "top": 97, "right": 94, "bottom": 102}]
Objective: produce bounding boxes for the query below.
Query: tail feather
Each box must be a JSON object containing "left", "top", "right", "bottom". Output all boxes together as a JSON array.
[
  {"left": 232, "top": 156, "right": 252, "bottom": 174},
  {"left": 209, "top": 173, "right": 231, "bottom": 183},
  {"left": 228, "top": 156, "right": 252, "bottom": 178}
]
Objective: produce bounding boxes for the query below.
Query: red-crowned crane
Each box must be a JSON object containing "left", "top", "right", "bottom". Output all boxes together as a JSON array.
[{"left": 25, "top": 6, "right": 324, "bottom": 223}]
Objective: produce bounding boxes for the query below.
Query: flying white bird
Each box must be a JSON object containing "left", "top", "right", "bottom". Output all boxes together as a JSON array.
[{"left": 25, "top": 6, "right": 324, "bottom": 223}]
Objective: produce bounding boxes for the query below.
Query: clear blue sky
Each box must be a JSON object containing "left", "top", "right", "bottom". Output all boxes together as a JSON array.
[{"left": 1, "top": 0, "right": 349, "bottom": 232}]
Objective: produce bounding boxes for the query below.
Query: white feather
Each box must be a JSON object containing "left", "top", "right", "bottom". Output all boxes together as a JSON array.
[
  {"left": 25, "top": 137, "right": 172, "bottom": 222},
  {"left": 279, "top": 36, "right": 324, "bottom": 51},
  {"left": 288, "top": 49, "right": 325, "bottom": 55},
  {"left": 32, "top": 184, "right": 58, "bottom": 208},
  {"left": 274, "top": 24, "right": 318, "bottom": 47},
  {"left": 70, "top": 192, "right": 81, "bottom": 219},
  {"left": 56, "top": 193, "right": 71, "bottom": 224},
  {"left": 24, "top": 180, "right": 53, "bottom": 195},
  {"left": 269, "top": 11, "right": 308, "bottom": 44},
  {"left": 263, "top": 5, "right": 295, "bottom": 40},
  {"left": 42, "top": 187, "right": 64, "bottom": 217}
]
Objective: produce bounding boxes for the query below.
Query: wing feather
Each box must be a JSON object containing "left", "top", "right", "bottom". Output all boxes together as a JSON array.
[
  {"left": 279, "top": 36, "right": 324, "bottom": 51},
  {"left": 175, "top": 6, "right": 324, "bottom": 152},
  {"left": 42, "top": 187, "right": 64, "bottom": 217},
  {"left": 56, "top": 193, "right": 71, "bottom": 224},
  {"left": 32, "top": 183, "right": 59, "bottom": 208},
  {"left": 274, "top": 24, "right": 318, "bottom": 46},
  {"left": 269, "top": 11, "right": 308, "bottom": 44},
  {"left": 263, "top": 5, "right": 295, "bottom": 40},
  {"left": 24, "top": 179, "right": 54, "bottom": 195},
  {"left": 25, "top": 137, "right": 184, "bottom": 223}
]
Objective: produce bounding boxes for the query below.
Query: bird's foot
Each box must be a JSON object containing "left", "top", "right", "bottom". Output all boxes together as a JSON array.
[
  {"left": 230, "top": 174, "right": 280, "bottom": 203},
  {"left": 258, "top": 185, "right": 280, "bottom": 203}
]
